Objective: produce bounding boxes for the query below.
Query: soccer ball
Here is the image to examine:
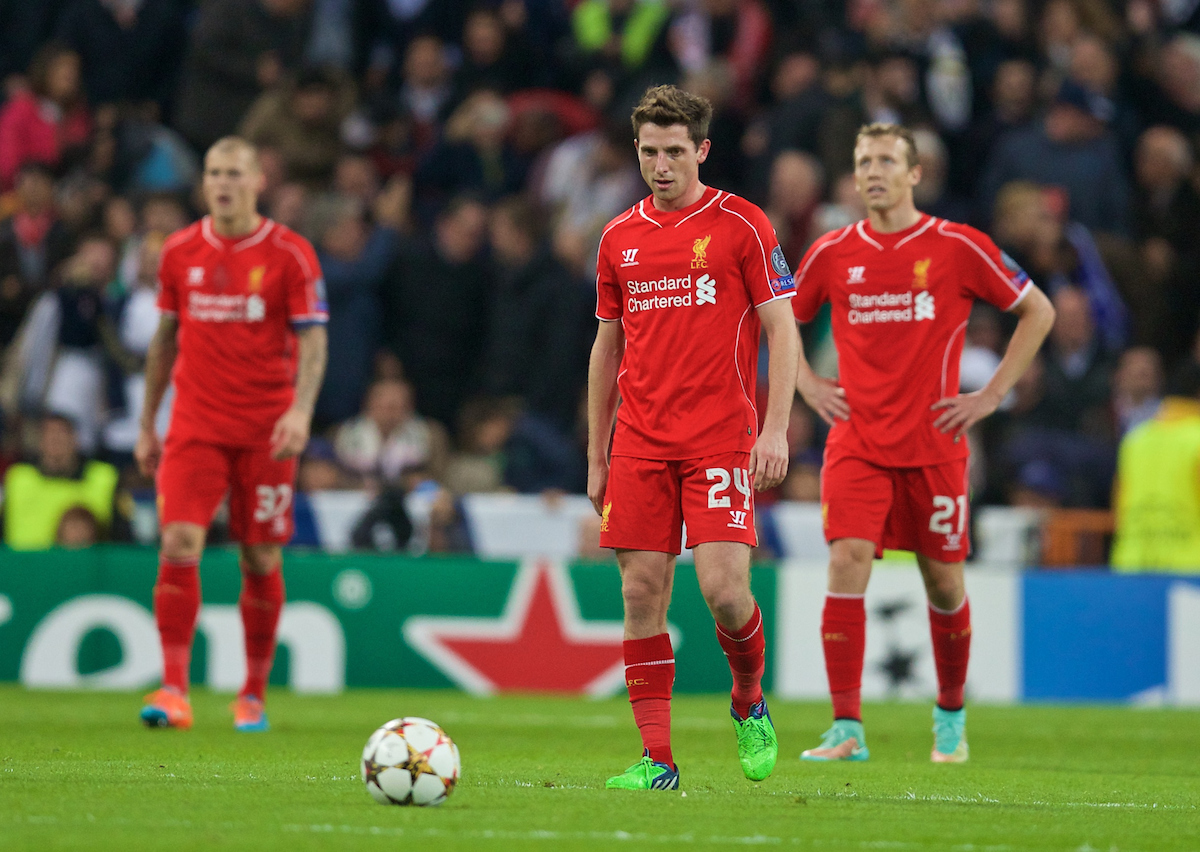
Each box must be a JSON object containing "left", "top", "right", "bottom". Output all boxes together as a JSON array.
[{"left": 361, "top": 717, "right": 460, "bottom": 806}]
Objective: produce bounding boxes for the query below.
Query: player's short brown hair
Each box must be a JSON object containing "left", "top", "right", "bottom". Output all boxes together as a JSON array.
[
  {"left": 631, "top": 85, "right": 712, "bottom": 149},
  {"left": 205, "top": 136, "right": 262, "bottom": 172},
  {"left": 854, "top": 123, "right": 919, "bottom": 168}
]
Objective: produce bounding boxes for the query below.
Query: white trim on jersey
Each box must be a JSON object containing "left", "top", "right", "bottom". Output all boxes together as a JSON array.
[
  {"left": 940, "top": 319, "right": 969, "bottom": 400},
  {"left": 595, "top": 207, "right": 637, "bottom": 322},
  {"left": 636, "top": 199, "right": 663, "bottom": 228},
  {"left": 1006, "top": 281, "right": 1034, "bottom": 312},
  {"left": 234, "top": 219, "right": 275, "bottom": 251},
  {"left": 717, "top": 195, "right": 772, "bottom": 293},
  {"left": 795, "top": 224, "right": 854, "bottom": 286},
  {"left": 894, "top": 215, "right": 937, "bottom": 248},
  {"left": 732, "top": 304, "right": 758, "bottom": 423},
  {"left": 200, "top": 217, "right": 223, "bottom": 250},
  {"left": 676, "top": 189, "right": 723, "bottom": 227},
  {"left": 855, "top": 220, "right": 885, "bottom": 251},
  {"left": 935, "top": 220, "right": 1026, "bottom": 299}
]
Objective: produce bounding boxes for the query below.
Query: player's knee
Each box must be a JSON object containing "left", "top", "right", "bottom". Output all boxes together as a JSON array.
[
  {"left": 241, "top": 545, "right": 282, "bottom": 576},
  {"left": 701, "top": 584, "right": 749, "bottom": 627},
  {"left": 160, "top": 524, "right": 204, "bottom": 559}
]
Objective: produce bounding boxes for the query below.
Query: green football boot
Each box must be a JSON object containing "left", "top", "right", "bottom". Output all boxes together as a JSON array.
[
  {"left": 731, "top": 699, "right": 778, "bottom": 781},
  {"left": 605, "top": 752, "right": 680, "bottom": 790}
]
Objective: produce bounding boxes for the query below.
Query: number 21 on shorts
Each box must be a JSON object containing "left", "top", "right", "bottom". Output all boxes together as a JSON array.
[{"left": 929, "top": 495, "right": 967, "bottom": 535}]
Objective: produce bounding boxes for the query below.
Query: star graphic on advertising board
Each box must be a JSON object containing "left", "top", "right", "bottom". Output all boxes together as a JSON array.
[
  {"left": 404, "top": 560, "right": 657, "bottom": 696},
  {"left": 877, "top": 647, "right": 920, "bottom": 691}
]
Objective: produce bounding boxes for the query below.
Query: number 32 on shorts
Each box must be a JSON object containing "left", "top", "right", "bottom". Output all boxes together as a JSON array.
[{"left": 253, "top": 484, "right": 293, "bottom": 523}]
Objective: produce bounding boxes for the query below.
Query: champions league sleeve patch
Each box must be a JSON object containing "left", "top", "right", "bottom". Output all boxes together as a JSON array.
[
  {"left": 1000, "top": 250, "right": 1030, "bottom": 286},
  {"left": 769, "top": 245, "right": 795, "bottom": 294}
]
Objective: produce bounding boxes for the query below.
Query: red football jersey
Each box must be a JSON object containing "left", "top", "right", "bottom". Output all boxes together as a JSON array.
[
  {"left": 792, "top": 214, "right": 1031, "bottom": 467},
  {"left": 157, "top": 216, "right": 328, "bottom": 447},
  {"left": 596, "top": 186, "right": 796, "bottom": 459}
]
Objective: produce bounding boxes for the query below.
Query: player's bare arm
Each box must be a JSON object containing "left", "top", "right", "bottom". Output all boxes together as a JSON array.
[
  {"left": 270, "top": 324, "right": 328, "bottom": 460},
  {"left": 795, "top": 343, "right": 850, "bottom": 426},
  {"left": 586, "top": 319, "right": 625, "bottom": 515},
  {"left": 932, "top": 285, "right": 1056, "bottom": 437},
  {"left": 134, "top": 314, "right": 179, "bottom": 476},
  {"left": 751, "top": 299, "right": 800, "bottom": 490}
]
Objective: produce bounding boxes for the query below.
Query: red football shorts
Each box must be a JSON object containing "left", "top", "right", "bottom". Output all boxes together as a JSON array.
[
  {"left": 157, "top": 437, "right": 298, "bottom": 545},
  {"left": 820, "top": 454, "right": 970, "bottom": 562},
  {"left": 599, "top": 452, "right": 758, "bottom": 554}
]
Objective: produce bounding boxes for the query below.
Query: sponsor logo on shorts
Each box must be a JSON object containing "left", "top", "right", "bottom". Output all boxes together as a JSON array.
[
  {"left": 943, "top": 532, "right": 962, "bottom": 551},
  {"left": 728, "top": 509, "right": 748, "bottom": 530}
]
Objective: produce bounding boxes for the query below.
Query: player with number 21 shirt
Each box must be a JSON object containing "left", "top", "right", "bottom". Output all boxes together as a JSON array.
[{"left": 792, "top": 123, "right": 1055, "bottom": 764}]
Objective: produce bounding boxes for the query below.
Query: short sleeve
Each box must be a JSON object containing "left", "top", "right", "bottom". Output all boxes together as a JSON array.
[
  {"left": 734, "top": 201, "right": 794, "bottom": 307},
  {"left": 950, "top": 224, "right": 1031, "bottom": 311},
  {"left": 595, "top": 234, "right": 623, "bottom": 322},
  {"left": 155, "top": 242, "right": 179, "bottom": 316},
  {"left": 791, "top": 236, "right": 832, "bottom": 323},
  {"left": 284, "top": 234, "right": 329, "bottom": 326}
]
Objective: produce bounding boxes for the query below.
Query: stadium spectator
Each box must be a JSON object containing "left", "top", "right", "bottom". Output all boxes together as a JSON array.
[
  {"left": 53, "top": 0, "right": 188, "bottom": 111},
  {"left": 55, "top": 503, "right": 100, "bottom": 547},
  {"left": 1111, "top": 364, "right": 1200, "bottom": 572},
  {"left": 334, "top": 376, "right": 449, "bottom": 490},
  {"left": 669, "top": 0, "right": 772, "bottom": 110},
  {"left": 1111, "top": 346, "right": 1165, "bottom": 438},
  {"left": 961, "top": 57, "right": 1037, "bottom": 203},
  {"left": 391, "top": 34, "right": 453, "bottom": 158},
  {"left": 1130, "top": 125, "right": 1200, "bottom": 362},
  {"left": 977, "top": 79, "right": 1130, "bottom": 235},
  {"left": 173, "top": 0, "right": 313, "bottom": 153},
  {"left": 414, "top": 89, "right": 527, "bottom": 213},
  {"left": 448, "top": 4, "right": 539, "bottom": 109},
  {"left": 761, "top": 150, "right": 823, "bottom": 264},
  {"left": 239, "top": 64, "right": 356, "bottom": 186},
  {"left": 15, "top": 234, "right": 117, "bottom": 453},
  {"left": 482, "top": 195, "right": 594, "bottom": 430},
  {"left": 564, "top": 0, "right": 677, "bottom": 101},
  {"left": 310, "top": 193, "right": 398, "bottom": 426},
  {"left": 443, "top": 395, "right": 518, "bottom": 495},
  {"left": 0, "top": 43, "right": 93, "bottom": 190},
  {"left": 0, "top": 163, "right": 74, "bottom": 348},
  {"left": 380, "top": 195, "right": 491, "bottom": 432},
  {"left": 1, "top": 412, "right": 118, "bottom": 550},
  {"left": 536, "top": 118, "right": 643, "bottom": 273}
]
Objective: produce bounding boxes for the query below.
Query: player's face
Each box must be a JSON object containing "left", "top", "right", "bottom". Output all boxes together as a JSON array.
[
  {"left": 636, "top": 123, "right": 710, "bottom": 210},
  {"left": 203, "top": 148, "right": 263, "bottom": 224},
  {"left": 853, "top": 135, "right": 920, "bottom": 213}
]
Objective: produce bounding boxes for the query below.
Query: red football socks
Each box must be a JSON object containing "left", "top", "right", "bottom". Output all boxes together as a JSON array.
[
  {"left": 716, "top": 602, "right": 765, "bottom": 719},
  {"left": 239, "top": 565, "right": 285, "bottom": 700},
  {"left": 153, "top": 555, "right": 201, "bottom": 693},
  {"left": 929, "top": 597, "right": 972, "bottom": 711},
  {"left": 822, "top": 594, "right": 866, "bottom": 721},
  {"left": 623, "top": 633, "right": 675, "bottom": 768}
]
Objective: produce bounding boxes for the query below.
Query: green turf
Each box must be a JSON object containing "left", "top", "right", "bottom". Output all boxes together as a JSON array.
[{"left": 2, "top": 686, "right": 1196, "bottom": 851}]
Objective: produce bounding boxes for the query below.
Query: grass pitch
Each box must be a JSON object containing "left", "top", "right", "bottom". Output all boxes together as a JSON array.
[{"left": 2, "top": 686, "right": 1196, "bottom": 852}]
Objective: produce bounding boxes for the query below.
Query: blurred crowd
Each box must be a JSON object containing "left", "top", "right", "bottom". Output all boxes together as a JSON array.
[{"left": 1, "top": 0, "right": 1199, "bottom": 555}]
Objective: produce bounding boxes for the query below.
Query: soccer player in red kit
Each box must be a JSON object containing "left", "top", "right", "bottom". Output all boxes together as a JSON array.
[
  {"left": 135, "top": 137, "right": 328, "bottom": 731},
  {"left": 793, "top": 123, "right": 1055, "bottom": 762},
  {"left": 589, "top": 86, "right": 800, "bottom": 790}
]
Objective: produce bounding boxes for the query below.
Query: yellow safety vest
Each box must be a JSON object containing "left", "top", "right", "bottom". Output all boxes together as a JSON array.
[
  {"left": 2, "top": 461, "right": 118, "bottom": 550},
  {"left": 1110, "top": 398, "right": 1200, "bottom": 572}
]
